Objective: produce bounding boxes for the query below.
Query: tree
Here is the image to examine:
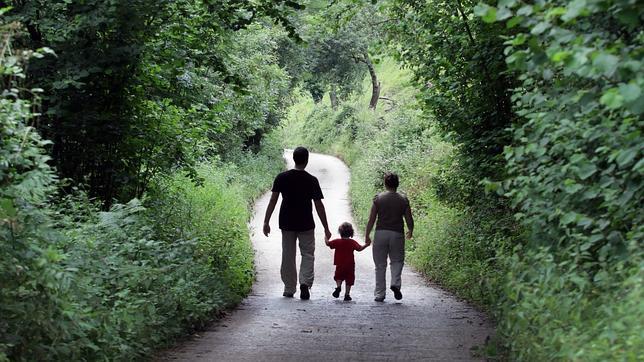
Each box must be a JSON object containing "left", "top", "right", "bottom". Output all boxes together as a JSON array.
[
  {"left": 289, "top": 1, "right": 387, "bottom": 110},
  {"left": 7, "top": 0, "right": 304, "bottom": 205},
  {"left": 386, "top": 0, "right": 516, "bottom": 203}
]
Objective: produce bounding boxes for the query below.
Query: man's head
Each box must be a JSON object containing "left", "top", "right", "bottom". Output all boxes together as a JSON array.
[
  {"left": 384, "top": 172, "right": 399, "bottom": 190},
  {"left": 293, "top": 146, "right": 309, "bottom": 168},
  {"left": 338, "top": 222, "right": 354, "bottom": 238}
]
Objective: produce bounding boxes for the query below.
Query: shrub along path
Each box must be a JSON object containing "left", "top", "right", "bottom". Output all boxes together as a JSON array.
[{"left": 159, "top": 151, "right": 493, "bottom": 361}]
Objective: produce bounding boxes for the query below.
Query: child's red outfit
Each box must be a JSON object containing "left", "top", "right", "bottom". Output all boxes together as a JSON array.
[{"left": 328, "top": 238, "right": 362, "bottom": 286}]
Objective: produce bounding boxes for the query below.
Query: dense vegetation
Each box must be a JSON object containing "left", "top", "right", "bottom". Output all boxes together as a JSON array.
[
  {"left": 1, "top": 2, "right": 290, "bottom": 360},
  {"left": 281, "top": 0, "right": 642, "bottom": 360},
  {"left": 1, "top": 0, "right": 642, "bottom": 360}
]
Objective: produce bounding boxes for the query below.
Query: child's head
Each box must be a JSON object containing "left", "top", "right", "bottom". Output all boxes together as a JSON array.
[{"left": 338, "top": 222, "right": 354, "bottom": 238}]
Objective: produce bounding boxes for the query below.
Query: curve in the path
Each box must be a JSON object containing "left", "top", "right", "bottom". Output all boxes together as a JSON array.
[{"left": 160, "top": 151, "right": 493, "bottom": 361}]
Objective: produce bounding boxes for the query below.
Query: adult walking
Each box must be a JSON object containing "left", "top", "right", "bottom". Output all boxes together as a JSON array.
[
  {"left": 365, "top": 172, "right": 414, "bottom": 302},
  {"left": 263, "top": 147, "right": 332, "bottom": 300}
]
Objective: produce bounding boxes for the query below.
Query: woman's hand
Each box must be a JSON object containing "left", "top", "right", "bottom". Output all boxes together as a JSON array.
[
  {"left": 406, "top": 230, "right": 413, "bottom": 240},
  {"left": 263, "top": 222, "right": 271, "bottom": 237},
  {"left": 365, "top": 235, "right": 372, "bottom": 246}
]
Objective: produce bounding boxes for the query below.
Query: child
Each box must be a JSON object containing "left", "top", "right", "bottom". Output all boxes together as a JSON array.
[{"left": 325, "top": 222, "right": 369, "bottom": 301}]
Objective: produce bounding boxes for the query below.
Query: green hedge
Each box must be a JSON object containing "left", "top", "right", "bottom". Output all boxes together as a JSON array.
[
  {"left": 1, "top": 18, "right": 284, "bottom": 361},
  {"left": 480, "top": 1, "right": 644, "bottom": 359},
  {"left": 1, "top": 94, "right": 282, "bottom": 361}
]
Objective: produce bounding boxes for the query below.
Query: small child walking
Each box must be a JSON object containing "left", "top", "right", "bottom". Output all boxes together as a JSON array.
[{"left": 325, "top": 222, "right": 368, "bottom": 301}]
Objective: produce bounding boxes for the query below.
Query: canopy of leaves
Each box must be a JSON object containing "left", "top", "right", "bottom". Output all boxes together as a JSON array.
[{"left": 7, "top": 0, "right": 302, "bottom": 205}]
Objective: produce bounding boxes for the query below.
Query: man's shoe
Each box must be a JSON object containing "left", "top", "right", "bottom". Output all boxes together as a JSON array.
[
  {"left": 300, "top": 284, "right": 310, "bottom": 300},
  {"left": 332, "top": 287, "right": 341, "bottom": 298},
  {"left": 374, "top": 296, "right": 385, "bottom": 302},
  {"left": 283, "top": 291, "right": 294, "bottom": 298},
  {"left": 390, "top": 286, "right": 403, "bottom": 300},
  {"left": 344, "top": 295, "right": 352, "bottom": 301}
]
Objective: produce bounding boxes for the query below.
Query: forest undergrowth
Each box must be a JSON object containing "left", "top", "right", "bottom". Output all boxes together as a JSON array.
[{"left": 1, "top": 8, "right": 286, "bottom": 359}]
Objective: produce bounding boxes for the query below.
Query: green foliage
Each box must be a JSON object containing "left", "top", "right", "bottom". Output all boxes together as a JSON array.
[
  {"left": 6, "top": 0, "right": 301, "bottom": 204},
  {"left": 480, "top": 0, "right": 644, "bottom": 359},
  {"left": 2, "top": 157, "right": 281, "bottom": 360},
  {"left": 501, "top": 245, "right": 643, "bottom": 361},
  {"left": 280, "top": 1, "right": 388, "bottom": 107},
  {"left": 387, "top": 0, "right": 516, "bottom": 183},
  {"left": 1, "top": 21, "right": 80, "bottom": 361},
  {"left": 1, "top": 22, "right": 284, "bottom": 358}
]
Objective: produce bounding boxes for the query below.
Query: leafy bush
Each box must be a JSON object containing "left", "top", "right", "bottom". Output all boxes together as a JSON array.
[
  {"left": 1, "top": 22, "right": 84, "bottom": 361},
  {"left": 1, "top": 29, "right": 282, "bottom": 357},
  {"left": 2, "top": 12, "right": 286, "bottom": 360},
  {"left": 479, "top": 0, "right": 644, "bottom": 359},
  {"left": 2, "top": 157, "right": 280, "bottom": 361}
]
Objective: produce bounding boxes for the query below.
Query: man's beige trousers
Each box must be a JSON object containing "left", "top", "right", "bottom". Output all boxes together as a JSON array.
[{"left": 281, "top": 229, "right": 315, "bottom": 294}]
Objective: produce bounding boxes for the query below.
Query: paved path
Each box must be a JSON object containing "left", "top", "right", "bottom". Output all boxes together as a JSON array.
[{"left": 159, "top": 151, "right": 493, "bottom": 361}]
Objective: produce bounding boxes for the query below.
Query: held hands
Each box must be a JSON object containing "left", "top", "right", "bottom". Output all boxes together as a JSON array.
[
  {"left": 365, "top": 235, "right": 372, "bottom": 247},
  {"left": 324, "top": 228, "right": 332, "bottom": 242},
  {"left": 263, "top": 222, "right": 270, "bottom": 237}
]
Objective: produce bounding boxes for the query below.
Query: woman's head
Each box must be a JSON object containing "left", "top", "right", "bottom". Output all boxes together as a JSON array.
[
  {"left": 384, "top": 172, "right": 399, "bottom": 190},
  {"left": 338, "top": 222, "right": 354, "bottom": 238}
]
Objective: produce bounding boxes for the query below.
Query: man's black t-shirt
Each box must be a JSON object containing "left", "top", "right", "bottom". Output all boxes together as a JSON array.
[{"left": 271, "top": 169, "right": 324, "bottom": 231}]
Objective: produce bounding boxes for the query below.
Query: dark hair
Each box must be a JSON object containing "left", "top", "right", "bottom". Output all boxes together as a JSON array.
[
  {"left": 338, "top": 222, "right": 354, "bottom": 238},
  {"left": 384, "top": 172, "right": 399, "bottom": 189},
  {"left": 293, "top": 146, "right": 309, "bottom": 166}
]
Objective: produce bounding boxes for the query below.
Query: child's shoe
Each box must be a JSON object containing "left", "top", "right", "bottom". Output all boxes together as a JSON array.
[
  {"left": 332, "top": 287, "right": 341, "bottom": 298},
  {"left": 344, "top": 295, "right": 352, "bottom": 301}
]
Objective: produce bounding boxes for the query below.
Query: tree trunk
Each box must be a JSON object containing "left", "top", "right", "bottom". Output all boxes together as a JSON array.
[
  {"left": 364, "top": 53, "right": 380, "bottom": 110},
  {"left": 330, "top": 85, "right": 338, "bottom": 110}
]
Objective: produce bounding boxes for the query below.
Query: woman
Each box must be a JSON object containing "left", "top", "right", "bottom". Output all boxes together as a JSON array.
[{"left": 365, "top": 172, "right": 414, "bottom": 302}]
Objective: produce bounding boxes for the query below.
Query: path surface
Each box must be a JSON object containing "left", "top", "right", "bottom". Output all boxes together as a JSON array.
[{"left": 159, "top": 151, "right": 493, "bottom": 361}]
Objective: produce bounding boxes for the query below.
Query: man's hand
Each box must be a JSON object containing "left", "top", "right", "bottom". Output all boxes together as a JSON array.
[
  {"left": 324, "top": 228, "right": 332, "bottom": 242},
  {"left": 263, "top": 192, "right": 279, "bottom": 238},
  {"left": 314, "top": 200, "right": 332, "bottom": 243},
  {"left": 365, "top": 235, "right": 372, "bottom": 246},
  {"left": 406, "top": 230, "right": 413, "bottom": 240}
]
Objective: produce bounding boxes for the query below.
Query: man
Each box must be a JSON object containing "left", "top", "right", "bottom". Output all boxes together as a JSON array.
[{"left": 263, "top": 147, "right": 332, "bottom": 300}]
